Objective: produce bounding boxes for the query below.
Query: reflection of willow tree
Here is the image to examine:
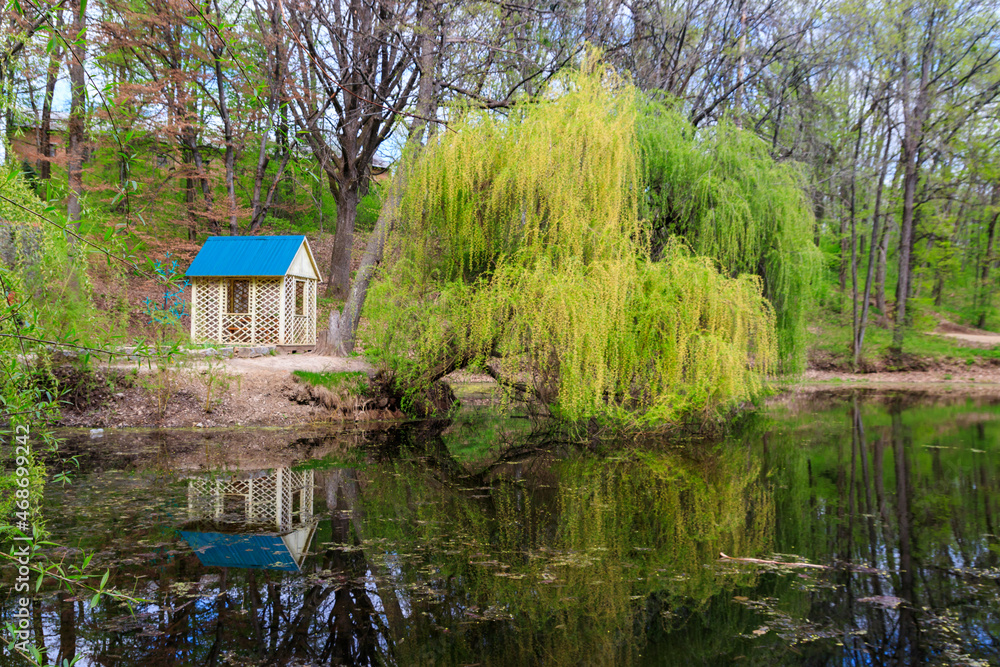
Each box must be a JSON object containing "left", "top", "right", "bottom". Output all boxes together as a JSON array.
[{"left": 349, "top": 436, "right": 774, "bottom": 665}]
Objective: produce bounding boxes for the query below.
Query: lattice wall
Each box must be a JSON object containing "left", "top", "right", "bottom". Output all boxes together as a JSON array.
[
  {"left": 191, "top": 279, "right": 222, "bottom": 344},
  {"left": 190, "top": 276, "right": 315, "bottom": 346},
  {"left": 222, "top": 313, "right": 252, "bottom": 344},
  {"left": 186, "top": 469, "right": 314, "bottom": 531},
  {"left": 306, "top": 279, "right": 316, "bottom": 344},
  {"left": 254, "top": 279, "right": 282, "bottom": 345},
  {"left": 283, "top": 277, "right": 317, "bottom": 344}
]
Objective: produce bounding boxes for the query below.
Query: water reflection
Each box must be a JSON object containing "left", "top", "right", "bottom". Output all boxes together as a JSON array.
[
  {"left": 758, "top": 397, "right": 1000, "bottom": 665},
  {"left": 1, "top": 397, "right": 999, "bottom": 665},
  {"left": 180, "top": 469, "right": 318, "bottom": 572}
]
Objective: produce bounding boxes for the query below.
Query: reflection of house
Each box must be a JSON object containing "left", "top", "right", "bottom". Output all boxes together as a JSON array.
[
  {"left": 185, "top": 235, "right": 318, "bottom": 348},
  {"left": 180, "top": 468, "right": 317, "bottom": 571}
]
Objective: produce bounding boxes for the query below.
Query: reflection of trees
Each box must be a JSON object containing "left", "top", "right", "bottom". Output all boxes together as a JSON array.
[
  {"left": 31, "top": 402, "right": 1000, "bottom": 665},
  {"left": 56, "top": 592, "right": 76, "bottom": 666},
  {"left": 268, "top": 467, "right": 392, "bottom": 665},
  {"left": 765, "top": 396, "right": 1000, "bottom": 665},
  {"left": 2, "top": 423, "right": 774, "bottom": 667},
  {"left": 346, "top": 434, "right": 773, "bottom": 666}
]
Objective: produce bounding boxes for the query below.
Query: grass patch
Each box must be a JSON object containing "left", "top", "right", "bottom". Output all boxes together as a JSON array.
[{"left": 292, "top": 370, "right": 369, "bottom": 396}]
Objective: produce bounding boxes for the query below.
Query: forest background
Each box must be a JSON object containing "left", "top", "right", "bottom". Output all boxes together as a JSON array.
[{"left": 2, "top": 0, "right": 1000, "bottom": 377}]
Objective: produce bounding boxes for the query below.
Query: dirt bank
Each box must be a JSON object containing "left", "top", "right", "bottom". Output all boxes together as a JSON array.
[
  {"left": 799, "top": 361, "right": 1000, "bottom": 388},
  {"left": 53, "top": 348, "right": 1000, "bottom": 429},
  {"left": 771, "top": 361, "right": 1000, "bottom": 409},
  {"left": 55, "top": 352, "right": 405, "bottom": 428}
]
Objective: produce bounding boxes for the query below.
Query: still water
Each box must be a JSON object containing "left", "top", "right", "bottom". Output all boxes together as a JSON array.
[{"left": 2, "top": 393, "right": 999, "bottom": 666}]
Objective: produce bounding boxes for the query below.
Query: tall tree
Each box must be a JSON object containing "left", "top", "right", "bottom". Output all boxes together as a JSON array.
[
  {"left": 286, "top": 0, "right": 421, "bottom": 298},
  {"left": 890, "top": 0, "right": 1000, "bottom": 350},
  {"left": 65, "top": 0, "right": 86, "bottom": 229}
]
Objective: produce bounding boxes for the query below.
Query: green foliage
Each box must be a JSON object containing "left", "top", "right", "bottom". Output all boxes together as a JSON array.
[
  {"left": 638, "top": 101, "right": 820, "bottom": 371},
  {"left": 807, "top": 307, "right": 1000, "bottom": 368},
  {"left": 363, "top": 60, "right": 777, "bottom": 427},
  {"left": 0, "top": 167, "right": 128, "bottom": 346},
  {"left": 356, "top": 187, "right": 382, "bottom": 233},
  {"left": 291, "top": 370, "right": 369, "bottom": 396}
]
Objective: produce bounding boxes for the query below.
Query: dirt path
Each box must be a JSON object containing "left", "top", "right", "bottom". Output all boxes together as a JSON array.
[
  {"left": 223, "top": 353, "right": 374, "bottom": 379},
  {"left": 785, "top": 367, "right": 1000, "bottom": 402},
  {"left": 934, "top": 331, "right": 1000, "bottom": 346},
  {"left": 932, "top": 320, "right": 1000, "bottom": 348}
]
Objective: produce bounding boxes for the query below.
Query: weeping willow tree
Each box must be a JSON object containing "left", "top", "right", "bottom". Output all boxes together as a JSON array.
[
  {"left": 638, "top": 101, "right": 819, "bottom": 370},
  {"left": 363, "top": 59, "right": 779, "bottom": 427}
]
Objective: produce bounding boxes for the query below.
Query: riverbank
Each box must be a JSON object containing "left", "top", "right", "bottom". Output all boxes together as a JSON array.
[
  {"left": 51, "top": 347, "right": 1000, "bottom": 429},
  {"left": 53, "top": 352, "right": 401, "bottom": 428}
]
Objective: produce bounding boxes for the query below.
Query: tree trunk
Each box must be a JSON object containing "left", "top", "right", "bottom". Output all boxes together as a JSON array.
[
  {"left": 66, "top": 0, "right": 87, "bottom": 231},
  {"left": 839, "top": 186, "right": 848, "bottom": 292},
  {"left": 249, "top": 128, "right": 272, "bottom": 230},
  {"left": 185, "top": 149, "right": 197, "bottom": 241},
  {"left": 211, "top": 34, "right": 239, "bottom": 236},
  {"left": 319, "top": 0, "right": 436, "bottom": 351},
  {"left": 249, "top": 151, "right": 291, "bottom": 233},
  {"left": 185, "top": 132, "right": 217, "bottom": 234},
  {"left": 848, "top": 97, "right": 867, "bottom": 368},
  {"left": 892, "top": 7, "right": 934, "bottom": 351},
  {"left": 813, "top": 192, "right": 824, "bottom": 247},
  {"left": 327, "top": 185, "right": 360, "bottom": 299},
  {"left": 977, "top": 185, "right": 1000, "bottom": 328},
  {"left": 320, "top": 193, "right": 394, "bottom": 354},
  {"left": 856, "top": 119, "right": 892, "bottom": 363},
  {"left": 733, "top": 0, "right": 746, "bottom": 129},
  {"left": 39, "top": 22, "right": 62, "bottom": 184},
  {"left": 894, "top": 151, "right": 919, "bottom": 350},
  {"left": 876, "top": 212, "right": 890, "bottom": 317}
]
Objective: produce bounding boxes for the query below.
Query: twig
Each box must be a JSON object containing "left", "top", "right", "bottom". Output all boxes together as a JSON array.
[
  {"left": 0, "top": 333, "right": 158, "bottom": 358},
  {"left": 719, "top": 552, "right": 828, "bottom": 569},
  {"left": 719, "top": 552, "right": 883, "bottom": 574}
]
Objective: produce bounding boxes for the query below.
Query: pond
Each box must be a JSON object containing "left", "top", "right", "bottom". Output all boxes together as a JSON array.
[{"left": 2, "top": 393, "right": 999, "bottom": 666}]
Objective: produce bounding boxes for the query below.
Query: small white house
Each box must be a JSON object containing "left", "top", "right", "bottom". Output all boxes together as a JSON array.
[{"left": 186, "top": 235, "right": 319, "bottom": 348}]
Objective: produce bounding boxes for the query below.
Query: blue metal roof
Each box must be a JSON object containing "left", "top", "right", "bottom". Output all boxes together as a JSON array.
[
  {"left": 179, "top": 531, "right": 300, "bottom": 571},
  {"left": 185, "top": 235, "right": 307, "bottom": 277}
]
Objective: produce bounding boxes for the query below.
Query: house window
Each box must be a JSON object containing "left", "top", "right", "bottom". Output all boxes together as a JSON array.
[
  {"left": 295, "top": 280, "right": 304, "bottom": 316},
  {"left": 228, "top": 280, "right": 249, "bottom": 313}
]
